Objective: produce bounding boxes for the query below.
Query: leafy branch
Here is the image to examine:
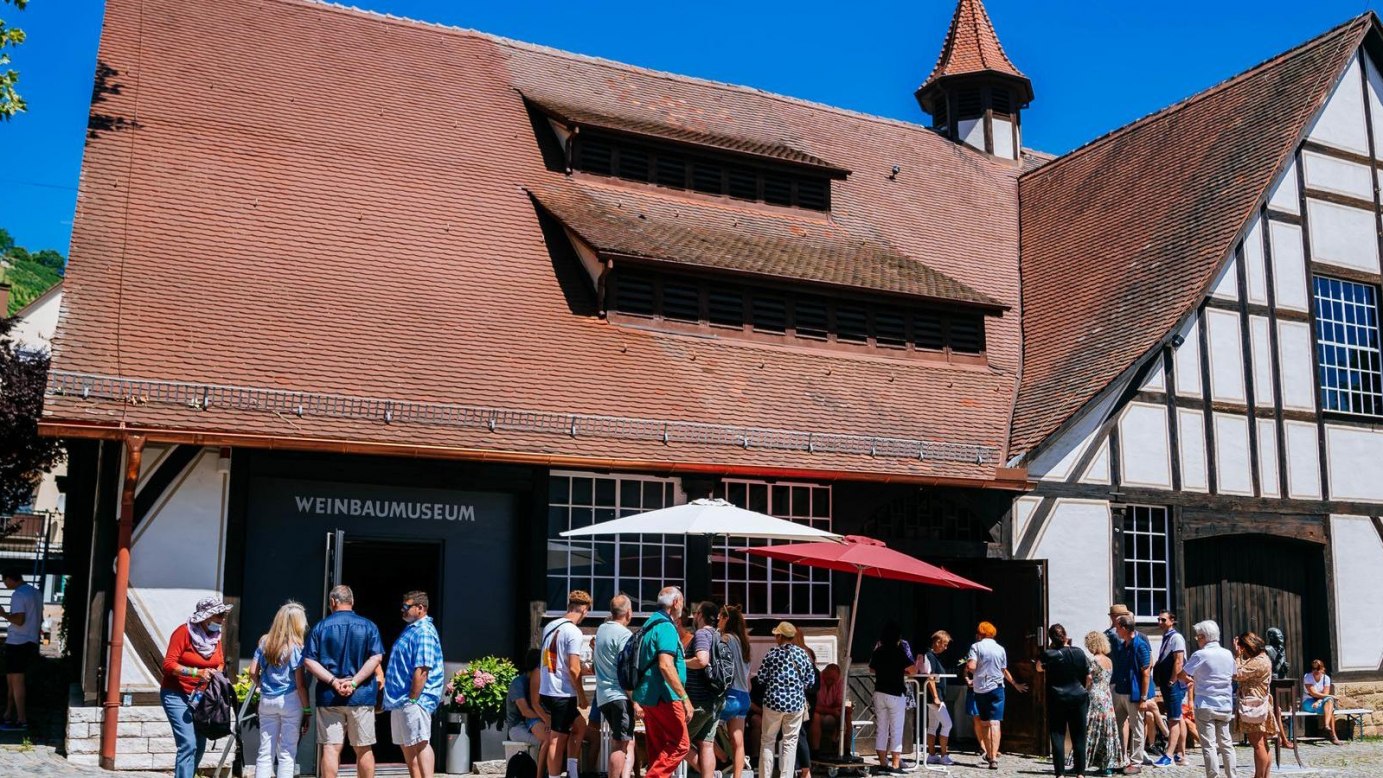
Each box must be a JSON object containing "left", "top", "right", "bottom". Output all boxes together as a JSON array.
[{"left": 1, "top": 0, "right": 30, "bottom": 121}]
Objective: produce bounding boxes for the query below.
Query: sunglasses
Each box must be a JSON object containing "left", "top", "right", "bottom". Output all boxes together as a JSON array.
[
  {"left": 1156, "top": 617, "right": 1169, "bottom": 623},
  {"left": 401, "top": 602, "right": 418, "bottom": 612}
]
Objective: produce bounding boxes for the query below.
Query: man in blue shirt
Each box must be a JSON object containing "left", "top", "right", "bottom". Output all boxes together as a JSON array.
[
  {"left": 1112, "top": 614, "right": 1153, "bottom": 771},
  {"left": 385, "top": 590, "right": 444, "bottom": 778},
  {"left": 303, "top": 585, "right": 385, "bottom": 778}
]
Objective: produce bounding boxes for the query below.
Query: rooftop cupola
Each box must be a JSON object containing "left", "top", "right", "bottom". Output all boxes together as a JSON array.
[{"left": 915, "top": 0, "right": 1032, "bottom": 160}]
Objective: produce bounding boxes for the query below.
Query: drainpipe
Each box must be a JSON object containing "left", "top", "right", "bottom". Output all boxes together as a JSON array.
[{"left": 100, "top": 434, "right": 145, "bottom": 769}]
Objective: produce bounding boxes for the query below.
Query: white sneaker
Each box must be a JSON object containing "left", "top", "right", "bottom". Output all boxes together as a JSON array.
[{"left": 926, "top": 756, "right": 941, "bottom": 765}]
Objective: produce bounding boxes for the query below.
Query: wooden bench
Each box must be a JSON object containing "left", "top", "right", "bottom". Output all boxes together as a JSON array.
[{"left": 1280, "top": 707, "right": 1372, "bottom": 741}]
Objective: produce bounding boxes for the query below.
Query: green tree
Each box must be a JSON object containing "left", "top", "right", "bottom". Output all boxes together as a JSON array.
[
  {"left": 0, "top": 227, "right": 13, "bottom": 254},
  {"left": 0, "top": 314, "right": 63, "bottom": 515},
  {"left": 1, "top": 0, "right": 29, "bottom": 121},
  {"left": 33, "top": 248, "right": 63, "bottom": 274}
]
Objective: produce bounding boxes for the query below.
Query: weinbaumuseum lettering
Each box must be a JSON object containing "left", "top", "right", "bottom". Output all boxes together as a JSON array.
[{"left": 293, "top": 495, "right": 477, "bottom": 521}]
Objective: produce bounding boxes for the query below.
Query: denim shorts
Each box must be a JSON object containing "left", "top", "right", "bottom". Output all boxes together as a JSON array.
[
  {"left": 720, "top": 688, "right": 751, "bottom": 721},
  {"left": 974, "top": 688, "right": 1005, "bottom": 722}
]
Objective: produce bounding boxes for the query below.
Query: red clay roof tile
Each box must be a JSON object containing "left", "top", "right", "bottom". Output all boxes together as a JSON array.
[
  {"left": 1010, "top": 15, "right": 1372, "bottom": 458},
  {"left": 919, "top": 0, "right": 1029, "bottom": 98}
]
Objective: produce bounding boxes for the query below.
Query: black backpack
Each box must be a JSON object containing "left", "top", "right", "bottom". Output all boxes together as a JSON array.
[
  {"left": 616, "top": 625, "right": 649, "bottom": 692},
  {"left": 505, "top": 751, "right": 538, "bottom": 778},
  {"left": 703, "top": 631, "right": 737, "bottom": 698},
  {"left": 190, "top": 672, "right": 237, "bottom": 740}
]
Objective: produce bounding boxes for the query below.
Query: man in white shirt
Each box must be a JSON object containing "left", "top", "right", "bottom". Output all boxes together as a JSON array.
[
  {"left": 538, "top": 590, "right": 591, "bottom": 778},
  {"left": 1179, "top": 620, "right": 1235, "bottom": 778},
  {"left": 0, "top": 568, "right": 42, "bottom": 731}
]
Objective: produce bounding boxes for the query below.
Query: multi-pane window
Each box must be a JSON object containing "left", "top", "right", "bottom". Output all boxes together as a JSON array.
[
  {"left": 1122, "top": 505, "right": 1170, "bottom": 622},
  {"left": 1313, "top": 276, "right": 1383, "bottom": 416},
  {"left": 547, "top": 472, "right": 683, "bottom": 614},
  {"left": 609, "top": 270, "right": 987, "bottom": 356},
  {"left": 715, "top": 480, "right": 832, "bottom": 617}
]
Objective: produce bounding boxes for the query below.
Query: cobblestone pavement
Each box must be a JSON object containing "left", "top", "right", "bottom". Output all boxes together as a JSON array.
[{"left": 1, "top": 740, "right": 1380, "bottom": 778}]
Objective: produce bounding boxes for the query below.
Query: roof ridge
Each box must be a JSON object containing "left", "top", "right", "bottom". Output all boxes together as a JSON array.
[
  {"left": 297, "top": 0, "right": 999, "bottom": 146},
  {"left": 1022, "top": 13, "right": 1373, "bottom": 182}
]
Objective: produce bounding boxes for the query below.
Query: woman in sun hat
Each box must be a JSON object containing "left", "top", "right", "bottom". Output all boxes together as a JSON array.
[{"left": 161, "top": 595, "right": 232, "bottom": 778}]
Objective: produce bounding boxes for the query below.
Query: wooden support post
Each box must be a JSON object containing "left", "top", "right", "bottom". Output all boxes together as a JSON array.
[{"left": 99, "top": 434, "right": 145, "bottom": 769}]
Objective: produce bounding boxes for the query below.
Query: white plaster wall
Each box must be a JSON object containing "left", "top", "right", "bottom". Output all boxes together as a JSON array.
[
  {"left": 1174, "top": 318, "right": 1203, "bottom": 397},
  {"left": 135, "top": 445, "right": 172, "bottom": 491},
  {"left": 1012, "top": 496, "right": 1041, "bottom": 548},
  {"left": 1213, "top": 413, "right": 1253, "bottom": 496},
  {"left": 1307, "top": 199, "right": 1380, "bottom": 274},
  {"left": 1302, "top": 151, "right": 1374, "bottom": 200},
  {"left": 1119, "top": 402, "right": 1172, "bottom": 488},
  {"left": 10, "top": 288, "right": 61, "bottom": 352},
  {"left": 1369, "top": 56, "right": 1383, "bottom": 153},
  {"left": 1141, "top": 360, "right": 1165, "bottom": 392},
  {"left": 1270, "top": 221, "right": 1309, "bottom": 312},
  {"left": 1308, "top": 53, "right": 1369, "bottom": 156},
  {"left": 1330, "top": 515, "right": 1383, "bottom": 671},
  {"left": 1325, "top": 424, "right": 1383, "bottom": 502},
  {"left": 1082, "top": 442, "right": 1111, "bottom": 484},
  {"left": 1249, "top": 315, "right": 1275, "bottom": 407},
  {"left": 1268, "top": 161, "right": 1301, "bottom": 215},
  {"left": 1028, "top": 395, "right": 1115, "bottom": 482},
  {"left": 1277, "top": 321, "right": 1317, "bottom": 411},
  {"left": 993, "top": 116, "right": 1015, "bottom": 160},
  {"left": 959, "top": 118, "right": 985, "bottom": 152},
  {"left": 1206, "top": 309, "right": 1246, "bottom": 403},
  {"left": 1209, "top": 258, "right": 1239, "bottom": 301},
  {"left": 1257, "top": 419, "right": 1280, "bottom": 497},
  {"left": 1243, "top": 218, "right": 1269, "bottom": 305},
  {"left": 1284, "top": 421, "right": 1322, "bottom": 499},
  {"left": 1178, "top": 409, "right": 1208, "bottom": 492},
  {"left": 1030, "top": 499, "right": 1112, "bottom": 647},
  {"left": 125, "top": 448, "right": 229, "bottom": 688}
]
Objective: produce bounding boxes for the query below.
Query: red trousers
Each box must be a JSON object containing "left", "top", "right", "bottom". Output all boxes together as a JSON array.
[{"left": 643, "top": 700, "right": 690, "bottom": 778}]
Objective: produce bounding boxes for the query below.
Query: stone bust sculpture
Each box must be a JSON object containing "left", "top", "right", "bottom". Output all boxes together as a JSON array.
[{"left": 1265, "top": 627, "right": 1289, "bottom": 679}]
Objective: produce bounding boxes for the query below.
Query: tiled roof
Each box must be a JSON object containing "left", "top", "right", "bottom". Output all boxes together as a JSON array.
[
  {"left": 1010, "top": 14, "right": 1372, "bottom": 458},
  {"left": 52, "top": 0, "right": 1022, "bottom": 483},
  {"left": 919, "top": 0, "right": 1029, "bottom": 97},
  {"left": 528, "top": 179, "right": 1004, "bottom": 308},
  {"left": 523, "top": 93, "right": 848, "bottom": 173}
]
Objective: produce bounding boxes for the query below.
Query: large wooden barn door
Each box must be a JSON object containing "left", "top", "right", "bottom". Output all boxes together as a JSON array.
[{"left": 1183, "top": 534, "right": 1330, "bottom": 676}]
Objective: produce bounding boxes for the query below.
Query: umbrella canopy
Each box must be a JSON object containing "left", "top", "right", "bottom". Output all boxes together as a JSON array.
[
  {"left": 741, "top": 535, "right": 990, "bottom": 590},
  {"left": 743, "top": 535, "right": 987, "bottom": 756},
  {"left": 559, "top": 498, "right": 844, "bottom": 542}
]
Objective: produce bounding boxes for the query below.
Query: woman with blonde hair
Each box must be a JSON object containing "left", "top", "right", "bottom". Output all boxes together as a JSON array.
[
  {"left": 1083, "top": 630, "right": 1123, "bottom": 776},
  {"left": 249, "top": 601, "right": 310, "bottom": 778}
]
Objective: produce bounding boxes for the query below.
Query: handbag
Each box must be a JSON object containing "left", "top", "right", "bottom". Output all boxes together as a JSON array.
[{"left": 1239, "top": 694, "right": 1272, "bottom": 725}]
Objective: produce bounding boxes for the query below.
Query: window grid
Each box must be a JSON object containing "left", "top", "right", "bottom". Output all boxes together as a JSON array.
[
  {"left": 716, "top": 480, "right": 832, "bottom": 617},
  {"left": 547, "top": 471, "right": 683, "bottom": 615},
  {"left": 1122, "top": 505, "right": 1170, "bottom": 622},
  {"left": 1313, "top": 275, "right": 1383, "bottom": 417}
]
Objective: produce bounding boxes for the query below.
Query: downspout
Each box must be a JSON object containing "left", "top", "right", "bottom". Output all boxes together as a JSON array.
[{"left": 100, "top": 434, "right": 145, "bottom": 769}]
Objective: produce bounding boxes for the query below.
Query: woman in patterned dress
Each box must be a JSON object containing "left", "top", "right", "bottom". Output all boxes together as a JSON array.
[
  {"left": 1083, "top": 631, "right": 1124, "bottom": 777},
  {"left": 1235, "top": 633, "right": 1274, "bottom": 778}
]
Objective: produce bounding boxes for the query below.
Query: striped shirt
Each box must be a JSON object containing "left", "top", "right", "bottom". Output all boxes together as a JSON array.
[{"left": 384, "top": 616, "right": 444, "bottom": 712}]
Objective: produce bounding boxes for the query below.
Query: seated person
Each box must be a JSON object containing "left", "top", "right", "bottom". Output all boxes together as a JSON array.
[
  {"left": 1302, "top": 659, "right": 1343, "bottom": 744},
  {"left": 809, "top": 664, "right": 852, "bottom": 756},
  {"left": 505, "top": 648, "right": 549, "bottom": 745}
]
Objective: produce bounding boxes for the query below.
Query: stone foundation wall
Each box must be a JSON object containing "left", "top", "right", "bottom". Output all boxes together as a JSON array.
[
  {"left": 1334, "top": 681, "right": 1383, "bottom": 737},
  {"left": 65, "top": 705, "right": 233, "bottom": 770}
]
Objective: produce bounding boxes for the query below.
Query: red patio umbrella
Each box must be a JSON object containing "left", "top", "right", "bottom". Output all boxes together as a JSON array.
[{"left": 742, "top": 535, "right": 990, "bottom": 755}]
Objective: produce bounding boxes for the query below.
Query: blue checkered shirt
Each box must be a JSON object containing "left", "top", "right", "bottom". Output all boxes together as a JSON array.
[{"left": 384, "top": 616, "right": 444, "bottom": 712}]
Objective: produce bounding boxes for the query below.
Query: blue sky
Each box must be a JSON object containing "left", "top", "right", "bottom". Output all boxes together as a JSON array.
[{"left": 0, "top": 0, "right": 1377, "bottom": 254}]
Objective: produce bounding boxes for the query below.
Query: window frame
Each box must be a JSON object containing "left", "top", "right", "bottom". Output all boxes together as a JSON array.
[
  {"left": 545, "top": 470, "right": 686, "bottom": 617},
  {"left": 1117, "top": 504, "right": 1172, "bottom": 625},
  {"left": 716, "top": 479, "right": 833, "bottom": 618},
  {"left": 1311, "top": 274, "right": 1383, "bottom": 419}
]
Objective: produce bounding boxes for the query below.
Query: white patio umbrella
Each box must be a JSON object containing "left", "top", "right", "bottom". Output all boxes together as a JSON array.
[{"left": 559, "top": 497, "right": 844, "bottom": 542}]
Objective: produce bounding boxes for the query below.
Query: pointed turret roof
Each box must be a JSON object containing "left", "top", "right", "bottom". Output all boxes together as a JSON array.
[{"left": 917, "top": 0, "right": 1031, "bottom": 104}]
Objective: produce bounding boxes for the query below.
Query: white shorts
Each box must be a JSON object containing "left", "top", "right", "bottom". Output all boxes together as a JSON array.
[
  {"left": 390, "top": 705, "right": 433, "bottom": 747},
  {"left": 317, "top": 706, "right": 377, "bottom": 746}
]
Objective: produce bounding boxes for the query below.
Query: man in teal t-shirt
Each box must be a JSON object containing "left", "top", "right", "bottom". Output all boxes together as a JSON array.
[{"left": 636, "top": 587, "right": 692, "bottom": 778}]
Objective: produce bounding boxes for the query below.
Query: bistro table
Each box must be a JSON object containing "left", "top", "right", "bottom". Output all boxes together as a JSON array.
[{"left": 904, "top": 673, "right": 956, "bottom": 775}]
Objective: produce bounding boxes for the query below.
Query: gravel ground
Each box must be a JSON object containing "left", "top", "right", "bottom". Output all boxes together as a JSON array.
[{"left": 1, "top": 739, "right": 1378, "bottom": 777}]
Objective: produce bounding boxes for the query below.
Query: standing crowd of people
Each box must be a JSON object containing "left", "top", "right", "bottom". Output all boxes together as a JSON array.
[{"left": 157, "top": 586, "right": 443, "bottom": 778}]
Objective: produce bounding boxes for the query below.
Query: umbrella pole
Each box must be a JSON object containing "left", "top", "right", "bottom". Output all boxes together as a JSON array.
[{"left": 838, "top": 568, "right": 863, "bottom": 757}]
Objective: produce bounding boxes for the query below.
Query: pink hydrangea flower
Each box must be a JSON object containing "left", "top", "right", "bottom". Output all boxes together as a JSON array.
[{"left": 455, "top": 693, "right": 466, "bottom": 705}]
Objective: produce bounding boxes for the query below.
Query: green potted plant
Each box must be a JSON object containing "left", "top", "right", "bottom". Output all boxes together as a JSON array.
[{"left": 442, "top": 656, "right": 518, "bottom": 773}]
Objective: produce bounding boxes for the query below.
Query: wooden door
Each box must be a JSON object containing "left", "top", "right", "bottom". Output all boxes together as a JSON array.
[{"left": 1183, "top": 534, "right": 1330, "bottom": 678}]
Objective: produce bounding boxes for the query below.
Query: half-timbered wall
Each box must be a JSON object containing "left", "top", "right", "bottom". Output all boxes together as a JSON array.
[{"left": 1019, "top": 46, "right": 1383, "bottom": 677}]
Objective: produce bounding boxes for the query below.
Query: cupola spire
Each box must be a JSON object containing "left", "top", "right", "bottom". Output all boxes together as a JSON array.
[{"left": 916, "top": 0, "right": 1032, "bottom": 160}]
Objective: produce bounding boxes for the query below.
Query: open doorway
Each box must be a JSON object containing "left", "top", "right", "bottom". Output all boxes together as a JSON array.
[{"left": 333, "top": 537, "right": 444, "bottom": 769}]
